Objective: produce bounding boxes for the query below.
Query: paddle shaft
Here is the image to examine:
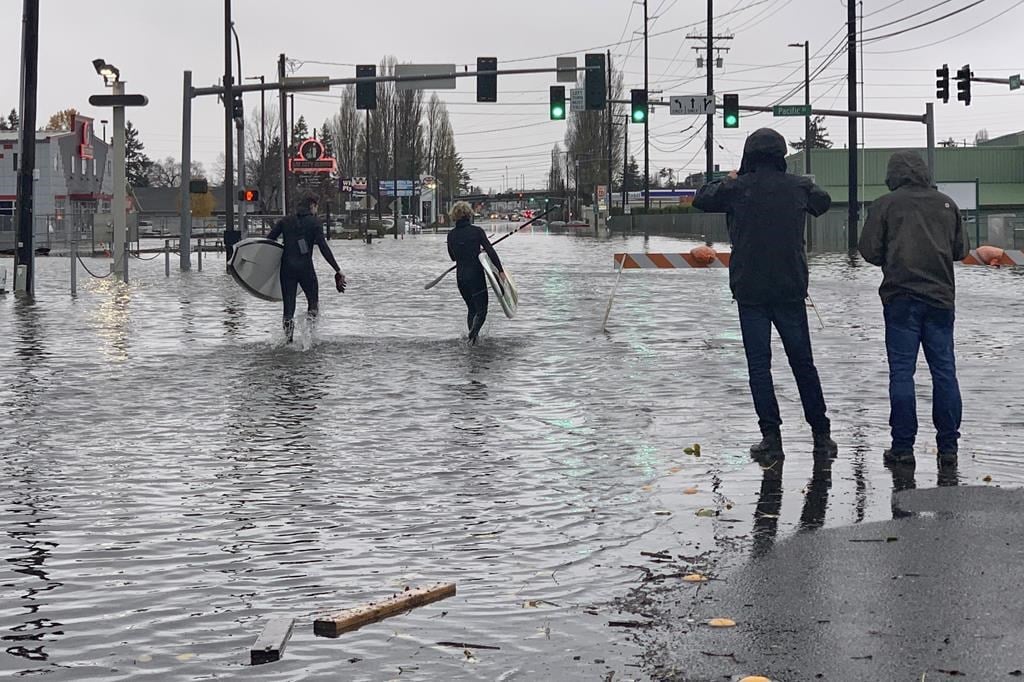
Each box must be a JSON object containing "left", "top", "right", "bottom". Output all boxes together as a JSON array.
[{"left": 423, "top": 205, "right": 562, "bottom": 290}]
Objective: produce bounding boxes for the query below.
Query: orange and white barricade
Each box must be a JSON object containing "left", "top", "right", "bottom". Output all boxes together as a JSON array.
[{"left": 962, "top": 247, "right": 1024, "bottom": 267}]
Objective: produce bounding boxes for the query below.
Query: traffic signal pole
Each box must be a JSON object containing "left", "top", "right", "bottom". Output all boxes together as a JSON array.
[
  {"left": 847, "top": 0, "right": 858, "bottom": 250},
  {"left": 14, "top": 0, "right": 39, "bottom": 295},
  {"left": 705, "top": 0, "right": 714, "bottom": 184},
  {"left": 223, "top": 0, "right": 235, "bottom": 254},
  {"left": 180, "top": 70, "right": 192, "bottom": 270}
]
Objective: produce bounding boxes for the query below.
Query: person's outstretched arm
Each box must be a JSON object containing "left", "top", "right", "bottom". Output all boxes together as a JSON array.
[
  {"left": 478, "top": 226, "right": 503, "bottom": 272},
  {"left": 314, "top": 224, "right": 342, "bottom": 273}
]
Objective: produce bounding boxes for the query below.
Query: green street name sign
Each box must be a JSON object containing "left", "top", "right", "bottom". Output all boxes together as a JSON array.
[
  {"left": 1010, "top": 74, "right": 1021, "bottom": 91},
  {"left": 773, "top": 104, "right": 812, "bottom": 117}
]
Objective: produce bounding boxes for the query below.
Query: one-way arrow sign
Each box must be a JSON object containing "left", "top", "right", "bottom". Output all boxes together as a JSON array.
[{"left": 670, "top": 95, "right": 715, "bottom": 115}]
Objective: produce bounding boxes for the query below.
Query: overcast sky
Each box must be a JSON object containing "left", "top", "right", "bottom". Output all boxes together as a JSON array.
[{"left": 3, "top": 0, "right": 1021, "bottom": 189}]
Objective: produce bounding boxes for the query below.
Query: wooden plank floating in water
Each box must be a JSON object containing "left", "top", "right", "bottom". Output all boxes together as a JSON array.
[
  {"left": 250, "top": 616, "right": 295, "bottom": 665},
  {"left": 313, "top": 583, "right": 457, "bottom": 638}
]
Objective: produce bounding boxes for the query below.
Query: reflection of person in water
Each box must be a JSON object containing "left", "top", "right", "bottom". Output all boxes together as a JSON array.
[
  {"left": 446, "top": 201, "right": 505, "bottom": 345},
  {"left": 799, "top": 460, "right": 833, "bottom": 531},
  {"left": 752, "top": 459, "right": 784, "bottom": 558}
]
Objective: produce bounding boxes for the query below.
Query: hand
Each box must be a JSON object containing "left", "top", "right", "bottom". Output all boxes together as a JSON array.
[
  {"left": 727, "top": 170, "right": 739, "bottom": 179},
  {"left": 498, "top": 271, "right": 508, "bottom": 283},
  {"left": 335, "top": 271, "right": 347, "bottom": 293}
]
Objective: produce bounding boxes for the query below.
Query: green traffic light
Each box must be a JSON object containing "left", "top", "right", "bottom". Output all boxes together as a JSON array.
[
  {"left": 551, "top": 105, "right": 565, "bottom": 119},
  {"left": 724, "top": 114, "right": 738, "bottom": 128},
  {"left": 632, "top": 110, "right": 645, "bottom": 123}
]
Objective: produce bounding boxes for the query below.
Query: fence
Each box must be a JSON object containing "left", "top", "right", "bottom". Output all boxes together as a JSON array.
[{"left": 0, "top": 214, "right": 100, "bottom": 255}]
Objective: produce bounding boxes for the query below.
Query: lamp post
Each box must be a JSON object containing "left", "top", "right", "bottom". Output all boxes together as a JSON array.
[
  {"left": 100, "top": 119, "right": 108, "bottom": 143},
  {"left": 788, "top": 41, "right": 812, "bottom": 250},
  {"left": 92, "top": 58, "right": 127, "bottom": 282}
]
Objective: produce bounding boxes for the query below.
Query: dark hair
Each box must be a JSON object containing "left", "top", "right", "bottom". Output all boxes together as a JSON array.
[{"left": 298, "top": 194, "right": 319, "bottom": 212}]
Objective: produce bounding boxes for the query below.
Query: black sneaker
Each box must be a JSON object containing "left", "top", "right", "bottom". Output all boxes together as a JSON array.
[
  {"left": 883, "top": 448, "right": 915, "bottom": 466},
  {"left": 812, "top": 431, "right": 838, "bottom": 459},
  {"left": 750, "top": 432, "right": 784, "bottom": 459}
]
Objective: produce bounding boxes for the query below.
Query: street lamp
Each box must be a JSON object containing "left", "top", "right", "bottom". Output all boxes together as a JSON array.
[{"left": 92, "top": 58, "right": 120, "bottom": 87}]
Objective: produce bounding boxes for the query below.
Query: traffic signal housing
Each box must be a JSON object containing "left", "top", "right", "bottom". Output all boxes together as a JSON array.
[
  {"left": 584, "top": 53, "right": 606, "bottom": 110},
  {"left": 549, "top": 86, "right": 566, "bottom": 120},
  {"left": 630, "top": 89, "right": 647, "bottom": 123},
  {"left": 237, "top": 188, "right": 259, "bottom": 202},
  {"left": 956, "top": 64, "right": 972, "bottom": 106},
  {"left": 356, "top": 64, "right": 377, "bottom": 110},
  {"left": 723, "top": 94, "right": 739, "bottom": 128},
  {"left": 231, "top": 94, "right": 244, "bottom": 120},
  {"left": 477, "top": 57, "right": 497, "bottom": 103},
  {"left": 936, "top": 64, "right": 950, "bottom": 103}
]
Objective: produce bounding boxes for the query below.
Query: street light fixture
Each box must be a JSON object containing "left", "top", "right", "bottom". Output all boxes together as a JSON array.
[{"left": 92, "top": 58, "right": 120, "bottom": 87}]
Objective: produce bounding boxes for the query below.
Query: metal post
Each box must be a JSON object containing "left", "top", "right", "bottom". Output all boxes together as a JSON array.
[
  {"left": 606, "top": 49, "right": 613, "bottom": 233},
  {"left": 622, "top": 120, "right": 628, "bottom": 211},
  {"left": 925, "top": 102, "right": 936, "bottom": 181},
  {"left": 222, "top": 0, "right": 235, "bottom": 248},
  {"left": 643, "top": 0, "right": 650, "bottom": 210},
  {"left": 278, "top": 54, "right": 288, "bottom": 215},
  {"left": 237, "top": 118, "right": 247, "bottom": 238},
  {"left": 112, "top": 82, "right": 127, "bottom": 280},
  {"left": 259, "top": 75, "right": 265, "bottom": 210},
  {"left": 14, "top": 0, "right": 39, "bottom": 296},
  {"left": 122, "top": 240, "right": 129, "bottom": 283},
  {"left": 975, "top": 176, "right": 981, "bottom": 247},
  {"left": 180, "top": 70, "right": 192, "bottom": 270},
  {"left": 70, "top": 232, "right": 77, "bottom": 297},
  {"left": 847, "top": 0, "right": 859, "bottom": 250},
  {"left": 705, "top": 0, "right": 714, "bottom": 184},
  {"left": 804, "top": 41, "right": 813, "bottom": 252},
  {"left": 364, "top": 109, "right": 371, "bottom": 238},
  {"left": 165, "top": 239, "right": 170, "bottom": 277},
  {"left": 197, "top": 238, "right": 203, "bottom": 271},
  {"left": 393, "top": 97, "right": 399, "bottom": 239}
]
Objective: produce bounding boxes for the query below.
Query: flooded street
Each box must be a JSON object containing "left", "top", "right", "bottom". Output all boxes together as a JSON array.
[{"left": 2, "top": 231, "right": 1023, "bottom": 680}]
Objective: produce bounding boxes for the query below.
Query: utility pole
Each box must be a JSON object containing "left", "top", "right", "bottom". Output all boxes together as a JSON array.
[
  {"left": 14, "top": 0, "right": 39, "bottom": 295},
  {"left": 622, "top": 120, "right": 629, "bottom": 212},
  {"left": 643, "top": 0, "right": 650, "bottom": 210},
  {"left": 606, "top": 49, "right": 613, "bottom": 231},
  {"left": 706, "top": 0, "right": 714, "bottom": 183},
  {"left": 847, "top": 0, "right": 859, "bottom": 250},
  {"left": 180, "top": 70, "right": 192, "bottom": 270},
  {"left": 393, "top": 96, "right": 399, "bottom": 239},
  {"left": 278, "top": 54, "right": 288, "bottom": 215},
  {"left": 222, "top": 0, "right": 235, "bottom": 252}
]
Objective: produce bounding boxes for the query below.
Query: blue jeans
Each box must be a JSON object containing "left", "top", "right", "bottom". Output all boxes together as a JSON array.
[
  {"left": 738, "top": 302, "right": 830, "bottom": 434},
  {"left": 884, "top": 297, "right": 962, "bottom": 454}
]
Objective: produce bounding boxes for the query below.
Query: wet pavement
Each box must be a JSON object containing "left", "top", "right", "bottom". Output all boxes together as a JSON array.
[{"left": 1, "top": 230, "right": 1022, "bottom": 680}]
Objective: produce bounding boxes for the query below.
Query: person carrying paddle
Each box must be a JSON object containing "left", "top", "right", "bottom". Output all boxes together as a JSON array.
[
  {"left": 447, "top": 201, "right": 505, "bottom": 344},
  {"left": 267, "top": 194, "right": 346, "bottom": 343}
]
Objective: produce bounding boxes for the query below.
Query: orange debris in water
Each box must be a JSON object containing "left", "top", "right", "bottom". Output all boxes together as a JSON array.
[
  {"left": 690, "top": 245, "right": 717, "bottom": 266},
  {"left": 976, "top": 245, "right": 1005, "bottom": 266}
]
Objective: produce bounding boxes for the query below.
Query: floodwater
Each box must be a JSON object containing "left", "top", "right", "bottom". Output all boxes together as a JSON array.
[{"left": 1, "top": 229, "right": 1022, "bottom": 681}]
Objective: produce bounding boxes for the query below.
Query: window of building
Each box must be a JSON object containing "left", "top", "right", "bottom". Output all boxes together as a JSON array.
[
  {"left": 0, "top": 200, "right": 14, "bottom": 216},
  {"left": 53, "top": 155, "right": 59, "bottom": 172}
]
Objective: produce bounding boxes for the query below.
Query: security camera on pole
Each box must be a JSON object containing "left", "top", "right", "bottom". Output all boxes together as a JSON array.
[{"left": 89, "top": 59, "right": 148, "bottom": 283}]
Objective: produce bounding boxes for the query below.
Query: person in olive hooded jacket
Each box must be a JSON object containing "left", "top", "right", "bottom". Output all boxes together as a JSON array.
[
  {"left": 859, "top": 150, "right": 967, "bottom": 467},
  {"left": 694, "top": 128, "right": 837, "bottom": 460}
]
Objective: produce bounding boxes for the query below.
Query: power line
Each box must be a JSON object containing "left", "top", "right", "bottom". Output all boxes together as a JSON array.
[
  {"left": 864, "top": 0, "right": 1023, "bottom": 53},
  {"left": 862, "top": 0, "right": 989, "bottom": 44},
  {"left": 861, "top": 0, "right": 958, "bottom": 33}
]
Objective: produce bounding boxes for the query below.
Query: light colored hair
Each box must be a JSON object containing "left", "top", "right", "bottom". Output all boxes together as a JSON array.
[{"left": 450, "top": 201, "right": 474, "bottom": 222}]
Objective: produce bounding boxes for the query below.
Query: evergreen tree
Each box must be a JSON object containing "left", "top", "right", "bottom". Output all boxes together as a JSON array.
[
  {"left": 125, "top": 120, "right": 153, "bottom": 187},
  {"left": 7, "top": 109, "right": 18, "bottom": 129},
  {"left": 622, "top": 155, "right": 641, "bottom": 192},
  {"left": 789, "top": 116, "right": 833, "bottom": 151}
]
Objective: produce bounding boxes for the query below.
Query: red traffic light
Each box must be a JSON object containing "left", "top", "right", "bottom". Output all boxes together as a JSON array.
[{"left": 237, "top": 188, "right": 259, "bottom": 202}]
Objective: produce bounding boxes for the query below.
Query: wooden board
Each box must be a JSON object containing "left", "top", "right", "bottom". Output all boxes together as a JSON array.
[
  {"left": 250, "top": 616, "right": 294, "bottom": 665},
  {"left": 313, "top": 583, "right": 457, "bottom": 638}
]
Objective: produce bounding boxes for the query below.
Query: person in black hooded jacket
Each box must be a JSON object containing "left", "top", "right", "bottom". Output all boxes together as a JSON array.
[
  {"left": 267, "top": 194, "right": 346, "bottom": 342},
  {"left": 446, "top": 201, "right": 505, "bottom": 344},
  {"left": 694, "top": 128, "right": 836, "bottom": 460}
]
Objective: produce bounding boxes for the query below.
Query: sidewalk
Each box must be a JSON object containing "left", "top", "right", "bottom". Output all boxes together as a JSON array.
[{"left": 638, "top": 484, "right": 1024, "bottom": 681}]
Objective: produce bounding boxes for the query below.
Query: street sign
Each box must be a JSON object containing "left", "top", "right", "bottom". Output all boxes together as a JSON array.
[
  {"left": 669, "top": 95, "right": 715, "bottom": 115},
  {"left": 557, "top": 57, "right": 578, "bottom": 83},
  {"left": 379, "top": 179, "right": 420, "bottom": 197},
  {"left": 395, "top": 64, "right": 457, "bottom": 91},
  {"left": 570, "top": 88, "right": 585, "bottom": 112},
  {"left": 282, "top": 76, "right": 330, "bottom": 92},
  {"left": 773, "top": 104, "right": 812, "bottom": 117},
  {"left": 88, "top": 94, "right": 149, "bottom": 107},
  {"left": 1011, "top": 74, "right": 1021, "bottom": 91}
]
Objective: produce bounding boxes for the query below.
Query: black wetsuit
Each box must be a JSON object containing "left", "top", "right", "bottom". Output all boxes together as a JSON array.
[
  {"left": 267, "top": 209, "right": 341, "bottom": 332},
  {"left": 447, "top": 218, "right": 502, "bottom": 340}
]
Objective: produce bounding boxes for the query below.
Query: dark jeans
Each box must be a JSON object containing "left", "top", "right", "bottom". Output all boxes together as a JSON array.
[
  {"left": 281, "top": 266, "right": 319, "bottom": 323},
  {"left": 457, "top": 270, "right": 488, "bottom": 338},
  {"left": 738, "top": 301, "right": 830, "bottom": 434},
  {"left": 884, "top": 297, "right": 962, "bottom": 454}
]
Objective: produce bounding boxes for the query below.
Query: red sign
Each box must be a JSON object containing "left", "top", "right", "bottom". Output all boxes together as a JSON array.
[
  {"left": 289, "top": 138, "right": 336, "bottom": 174},
  {"left": 74, "top": 114, "right": 94, "bottom": 160}
]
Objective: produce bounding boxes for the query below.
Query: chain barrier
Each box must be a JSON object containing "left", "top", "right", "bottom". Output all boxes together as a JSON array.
[{"left": 75, "top": 252, "right": 123, "bottom": 280}]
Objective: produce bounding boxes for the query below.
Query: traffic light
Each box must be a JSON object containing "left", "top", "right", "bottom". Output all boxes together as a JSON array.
[
  {"left": 584, "top": 53, "right": 606, "bottom": 110},
  {"left": 956, "top": 64, "right": 972, "bottom": 106},
  {"left": 477, "top": 57, "right": 497, "bottom": 103},
  {"left": 237, "top": 188, "right": 259, "bottom": 202},
  {"left": 356, "top": 64, "right": 377, "bottom": 110},
  {"left": 630, "top": 89, "right": 647, "bottom": 123},
  {"left": 231, "top": 94, "right": 243, "bottom": 120},
  {"left": 549, "top": 86, "right": 566, "bottom": 120},
  {"left": 936, "top": 64, "right": 950, "bottom": 103},
  {"left": 723, "top": 93, "right": 739, "bottom": 128}
]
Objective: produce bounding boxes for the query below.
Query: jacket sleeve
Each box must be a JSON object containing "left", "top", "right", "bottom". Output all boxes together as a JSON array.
[
  {"left": 267, "top": 218, "right": 284, "bottom": 241},
  {"left": 314, "top": 221, "right": 341, "bottom": 272},
  {"left": 859, "top": 201, "right": 886, "bottom": 266},
  {"left": 447, "top": 232, "right": 456, "bottom": 261},
  {"left": 951, "top": 208, "right": 968, "bottom": 260},
  {"left": 805, "top": 182, "right": 832, "bottom": 217},
  {"left": 693, "top": 180, "right": 733, "bottom": 213},
  {"left": 478, "top": 227, "right": 503, "bottom": 272}
]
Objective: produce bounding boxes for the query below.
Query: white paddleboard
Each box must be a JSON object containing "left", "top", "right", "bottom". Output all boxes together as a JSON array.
[
  {"left": 479, "top": 252, "right": 518, "bottom": 319},
  {"left": 228, "top": 238, "right": 283, "bottom": 301}
]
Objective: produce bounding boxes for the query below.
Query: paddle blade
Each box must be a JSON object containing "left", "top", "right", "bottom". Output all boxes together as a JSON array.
[{"left": 424, "top": 265, "right": 455, "bottom": 290}]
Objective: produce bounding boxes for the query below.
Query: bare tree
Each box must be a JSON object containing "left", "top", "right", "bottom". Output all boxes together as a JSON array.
[
  {"left": 564, "top": 65, "right": 624, "bottom": 205},
  {"left": 975, "top": 128, "right": 989, "bottom": 145},
  {"left": 548, "top": 143, "right": 565, "bottom": 192},
  {"left": 147, "top": 156, "right": 206, "bottom": 187}
]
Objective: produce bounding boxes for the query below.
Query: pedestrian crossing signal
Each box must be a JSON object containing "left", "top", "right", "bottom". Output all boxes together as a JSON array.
[
  {"left": 550, "top": 86, "right": 566, "bottom": 120},
  {"left": 238, "top": 189, "right": 259, "bottom": 202},
  {"left": 723, "top": 94, "right": 739, "bottom": 128}
]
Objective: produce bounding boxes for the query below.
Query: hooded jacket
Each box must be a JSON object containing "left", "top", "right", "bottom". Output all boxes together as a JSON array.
[
  {"left": 693, "top": 128, "right": 831, "bottom": 305},
  {"left": 859, "top": 151, "right": 967, "bottom": 309}
]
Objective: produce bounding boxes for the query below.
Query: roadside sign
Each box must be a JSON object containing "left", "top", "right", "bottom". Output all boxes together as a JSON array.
[
  {"left": 773, "top": 104, "right": 812, "bottom": 117},
  {"left": 570, "top": 88, "right": 585, "bottom": 112},
  {"left": 1011, "top": 74, "right": 1021, "bottom": 91},
  {"left": 395, "top": 64, "right": 456, "bottom": 91},
  {"left": 670, "top": 95, "right": 715, "bottom": 115},
  {"left": 557, "top": 57, "right": 578, "bottom": 83},
  {"left": 282, "top": 76, "right": 330, "bottom": 92}
]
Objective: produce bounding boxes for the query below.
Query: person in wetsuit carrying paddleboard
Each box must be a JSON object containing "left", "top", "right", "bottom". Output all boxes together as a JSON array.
[
  {"left": 267, "top": 194, "right": 346, "bottom": 343},
  {"left": 447, "top": 201, "right": 505, "bottom": 345}
]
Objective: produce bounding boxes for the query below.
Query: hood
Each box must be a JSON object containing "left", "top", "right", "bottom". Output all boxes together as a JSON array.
[
  {"left": 455, "top": 217, "right": 472, "bottom": 228},
  {"left": 885, "top": 150, "right": 932, "bottom": 190},
  {"left": 738, "top": 128, "right": 788, "bottom": 175}
]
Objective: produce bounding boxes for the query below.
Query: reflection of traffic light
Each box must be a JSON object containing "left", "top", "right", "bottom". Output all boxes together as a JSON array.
[
  {"left": 936, "top": 64, "right": 950, "bottom": 104},
  {"left": 477, "top": 57, "right": 497, "bottom": 103},
  {"left": 630, "top": 89, "right": 647, "bottom": 123},
  {"left": 956, "top": 64, "right": 972, "bottom": 106},
  {"left": 549, "top": 86, "right": 566, "bottom": 120},
  {"left": 356, "top": 64, "right": 377, "bottom": 110},
  {"left": 584, "top": 53, "right": 606, "bottom": 110},
  {"left": 723, "top": 93, "right": 739, "bottom": 128},
  {"left": 237, "top": 189, "right": 259, "bottom": 202}
]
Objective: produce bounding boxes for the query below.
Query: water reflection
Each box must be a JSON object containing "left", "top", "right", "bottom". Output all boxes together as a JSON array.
[
  {"left": 799, "top": 460, "right": 833, "bottom": 531},
  {"left": 89, "top": 280, "right": 131, "bottom": 361},
  {"left": 751, "top": 458, "right": 784, "bottom": 558},
  {"left": 888, "top": 461, "right": 917, "bottom": 519}
]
